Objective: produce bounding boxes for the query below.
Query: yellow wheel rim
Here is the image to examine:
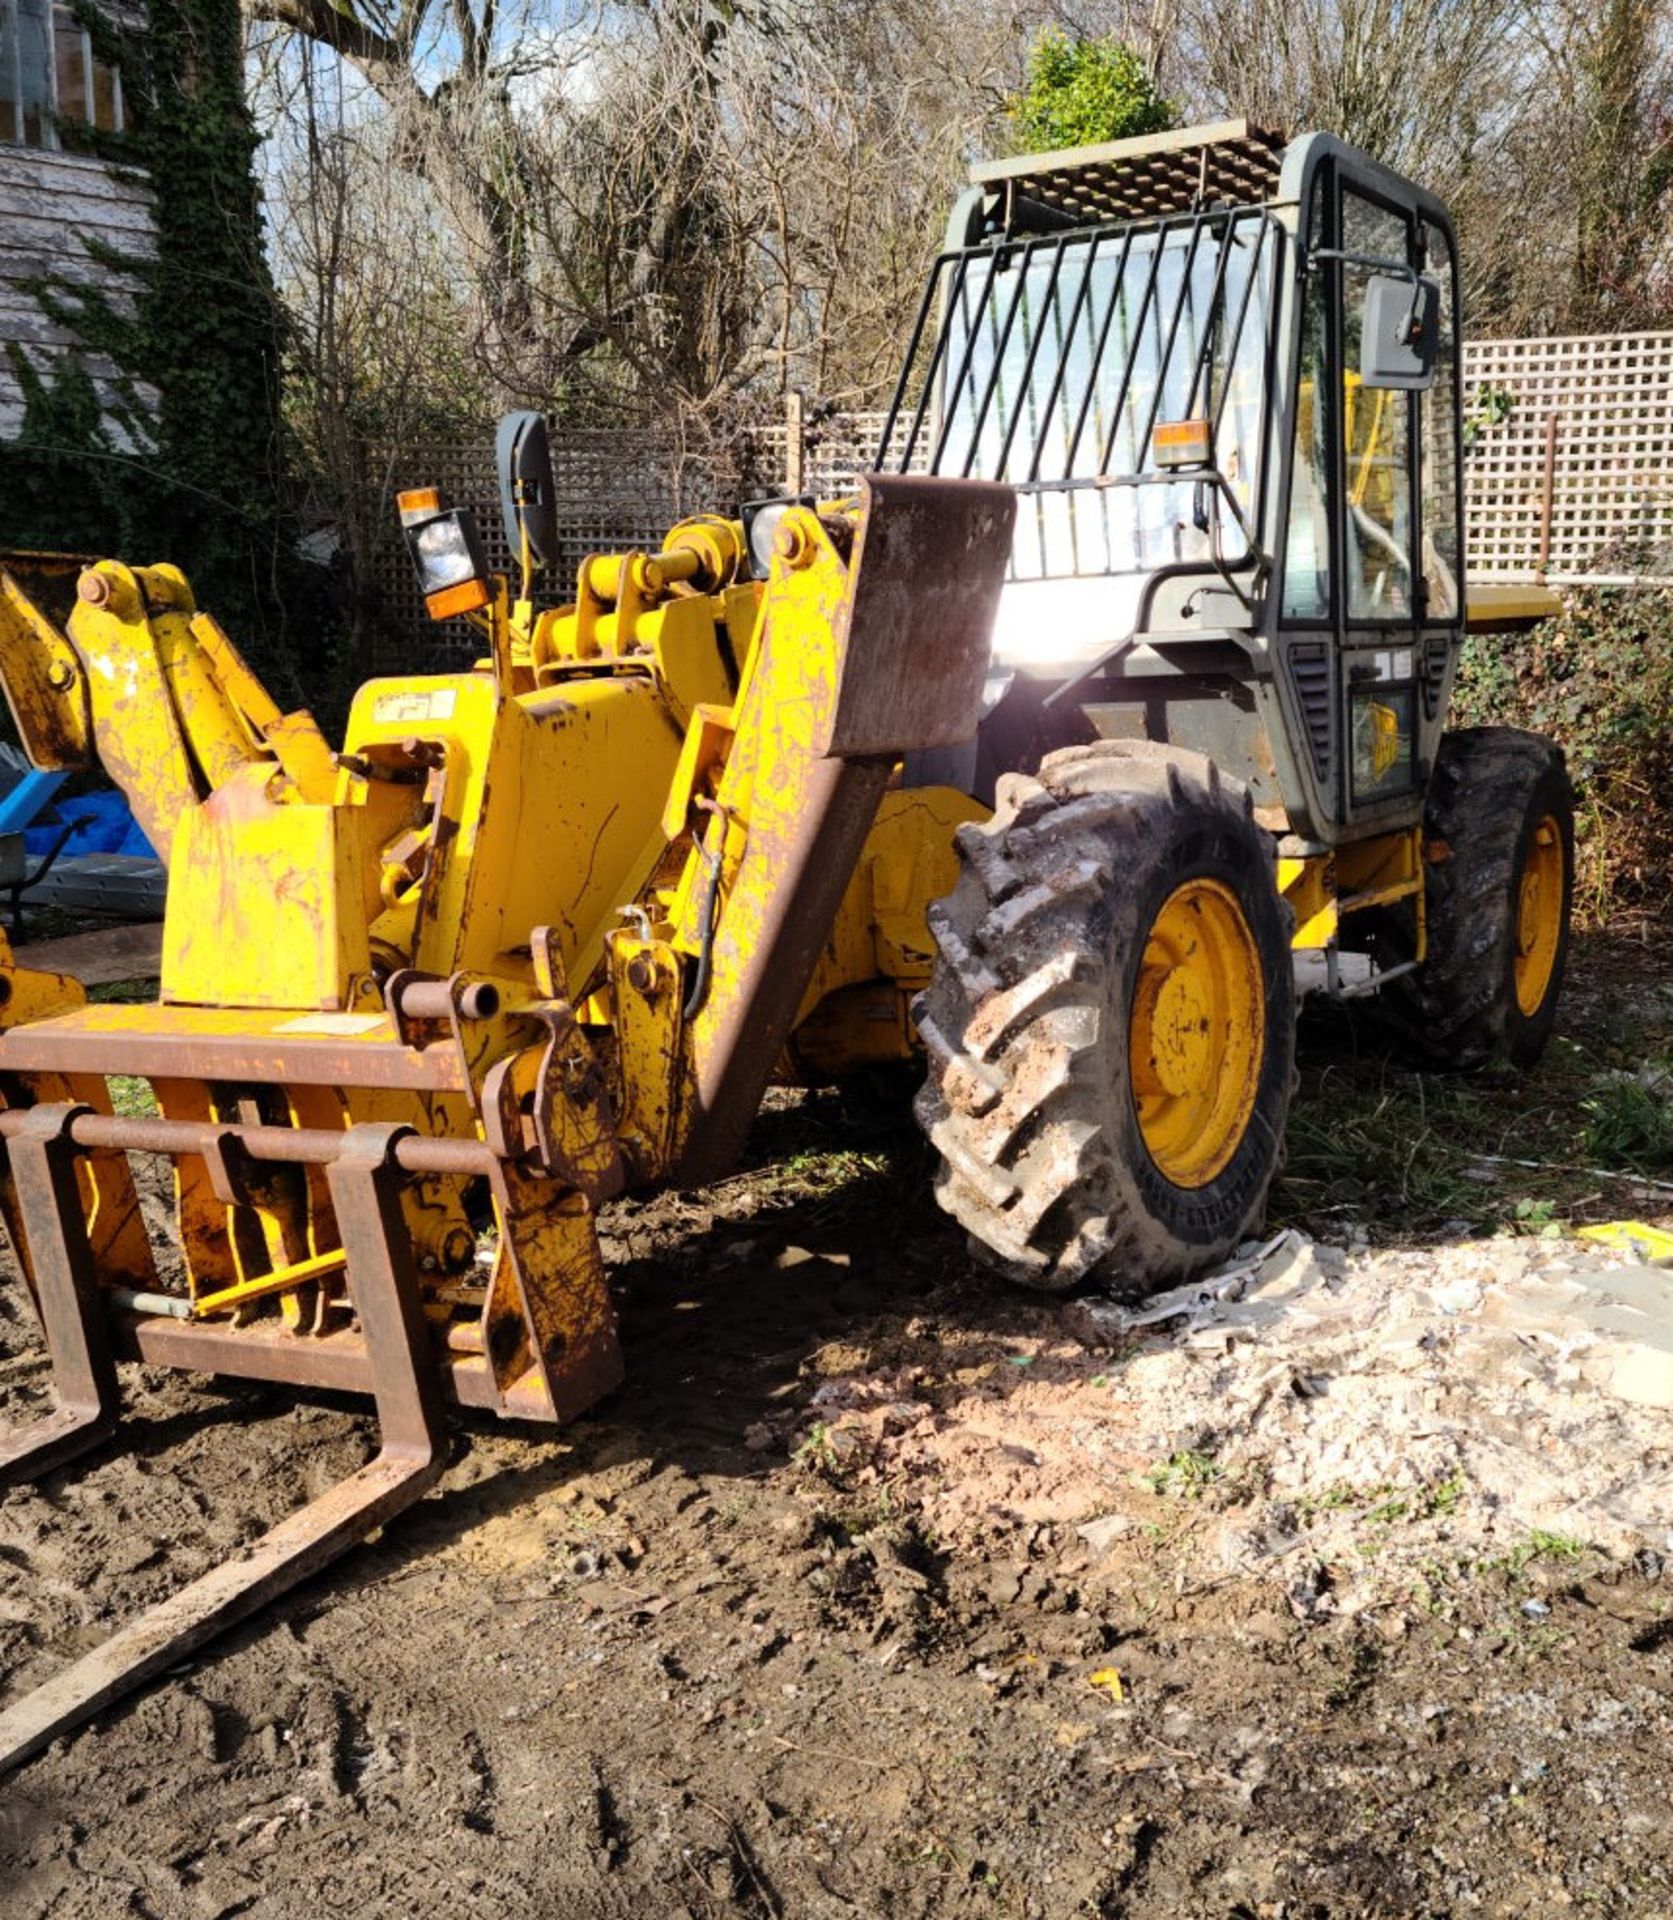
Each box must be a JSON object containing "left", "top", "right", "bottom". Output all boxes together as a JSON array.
[
  {"left": 1129, "top": 878, "right": 1265, "bottom": 1190},
  {"left": 1513, "top": 813, "right": 1564, "bottom": 1017}
]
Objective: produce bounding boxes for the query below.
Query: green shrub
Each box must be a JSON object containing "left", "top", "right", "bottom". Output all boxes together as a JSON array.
[
  {"left": 1452, "top": 588, "right": 1673, "bottom": 922},
  {"left": 1009, "top": 34, "right": 1177, "bottom": 153}
]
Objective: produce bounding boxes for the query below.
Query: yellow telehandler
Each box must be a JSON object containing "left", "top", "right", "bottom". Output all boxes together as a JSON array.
[{"left": 0, "top": 122, "right": 1571, "bottom": 1767}]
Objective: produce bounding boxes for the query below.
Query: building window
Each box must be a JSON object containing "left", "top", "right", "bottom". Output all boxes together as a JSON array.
[{"left": 0, "top": 0, "right": 124, "bottom": 148}]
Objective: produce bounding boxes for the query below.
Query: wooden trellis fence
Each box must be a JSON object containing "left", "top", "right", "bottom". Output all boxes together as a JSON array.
[
  {"left": 1462, "top": 332, "right": 1673, "bottom": 582},
  {"left": 370, "top": 330, "right": 1673, "bottom": 665}
]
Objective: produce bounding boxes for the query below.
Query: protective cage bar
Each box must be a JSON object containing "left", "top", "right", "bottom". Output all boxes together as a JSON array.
[
  {"left": 875, "top": 207, "right": 1283, "bottom": 580},
  {"left": 0, "top": 1107, "right": 450, "bottom": 1775}
]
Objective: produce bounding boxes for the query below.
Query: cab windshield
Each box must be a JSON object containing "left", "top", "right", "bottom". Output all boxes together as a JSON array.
[{"left": 879, "top": 207, "right": 1280, "bottom": 587}]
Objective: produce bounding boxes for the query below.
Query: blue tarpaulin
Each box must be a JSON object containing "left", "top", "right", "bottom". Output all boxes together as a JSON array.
[{"left": 22, "top": 789, "right": 156, "bottom": 859}]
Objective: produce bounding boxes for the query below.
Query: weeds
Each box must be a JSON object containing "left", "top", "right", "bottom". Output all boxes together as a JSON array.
[
  {"left": 1579, "top": 1065, "right": 1673, "bottom": 1177},
  {"left": 1142, "top": 1449, "right": 1221, "bottom": 1499},
  {"left": 1367, "top": 1475, "right": 1468, "bottom": 1525},
  {"left": 1510, "top": 1197, "right": 1563, "bottom": 1238},
  {"left": 1300, "top": 1475, "right": 1466, "bottom": 1528},
  {"left": 1276, "top": 1059, "right": 1512, "bottom": 1239},
  {"left": 1277, "top": 981, "right": 1673, "bottom": 1248},
  {"left": 1429, "top": 1476, "right": 1467, "bottom": 1518},
  {"left": 776, "top": 1146, "right": 888, "bottom": 1192},
  {"left": 1411, "top": 1530, "right": 1590, "bottom": 1617},
  {"left": 108, "top": 1074, "right": 158, "bottom": 1118},
  {"left": 1296, "top": 1483, "right": 1362, "bottom": 1517},
  {"left": 1491, "top": 1529, "right": 1589, "bottom": 1576},
  {"left": 85, "top": 977, "right": 156, "bottom": 1005},
  {"left": 1453, "top": 588, "right": 1673, "bottom": 923},
  {"left": 794, "top": 1421, "right": 840, "bottom": 1476},
  {"left": 750, "top": 1140, "right": 899, "bottom": 1227},
  {"left": 1415, "top": 1557, "right": 1463, "bottom": 1615}
]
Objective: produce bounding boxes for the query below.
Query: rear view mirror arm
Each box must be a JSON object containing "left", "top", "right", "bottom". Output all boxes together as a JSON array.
[{"left": 1307, "top": 246, "right": 1427, "bottom": 345}]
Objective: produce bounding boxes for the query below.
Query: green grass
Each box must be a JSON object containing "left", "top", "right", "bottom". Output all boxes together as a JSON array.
[
  {"left": 1579, "top": 1064, "right": 1673, "bottom": 1177},
  {"left": 1275, "top": 965, "right": 1673, "bottom": 1248},
  {"left": 1277, "top": 1068, "right": 1506, "bottom": 1239},
  {"left": 78, "top": 980, "right": 158, "bottom": 1114},
  {"left": 84, "top": 976, "right": 157, "bottom": 1005},
  {"left": 107, "top": 1074, "right": 158, "bottom": 1118}
]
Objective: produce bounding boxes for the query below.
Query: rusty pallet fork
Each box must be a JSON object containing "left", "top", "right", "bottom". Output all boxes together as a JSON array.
[
  {"left": 0, "top": 475, "right": 1016, "bottom": 1774},
  {"left": 0, "top": 1112, "right": 452, "bottom": 1773}
]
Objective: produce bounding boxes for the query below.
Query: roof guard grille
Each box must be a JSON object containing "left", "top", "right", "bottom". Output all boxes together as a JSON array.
[{"left": 969, "top": 119, "right": 1287, "bottom": 231}]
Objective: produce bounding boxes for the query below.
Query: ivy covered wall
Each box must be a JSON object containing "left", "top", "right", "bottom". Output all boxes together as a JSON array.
[{"left": 0, "top": 0, "right": 300, "bottom": 682}]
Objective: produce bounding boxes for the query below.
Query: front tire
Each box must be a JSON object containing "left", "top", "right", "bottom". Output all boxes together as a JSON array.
[
  {"left": 913, "top": 743, "right": 1296, "bottom": 1295},
  {"left": 1382, "top": 727, "right": 1574, "bottom": 1068}
]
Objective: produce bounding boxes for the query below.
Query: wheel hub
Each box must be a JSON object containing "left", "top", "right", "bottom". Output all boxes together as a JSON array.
[
  {"left": 1144, "top": 968, "right": 1214, "bottom": 1098},
  {"left": 1129, "top": 878, "right": 1264, "bottom": 1190}
]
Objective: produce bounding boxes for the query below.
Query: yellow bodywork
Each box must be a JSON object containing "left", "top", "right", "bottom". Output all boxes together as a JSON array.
[
  {"left": 0, "top": 516, "right": 1454, "bottom": 1401},
  {"left": 0, "top": 519, "right": 1446, "bottom": 1386},
  {"left": 1513, "top": 812, "right": 1565, "bottom": 1016},
  {"left": 1279, "top": 826, "right": 1426, "bottom": 960},
  {"left": 791, "top": 786, "right": 985, "bottom": 1079},
  {"left": 0, "top": 481, "right": 1015, "bottom": 1428}
]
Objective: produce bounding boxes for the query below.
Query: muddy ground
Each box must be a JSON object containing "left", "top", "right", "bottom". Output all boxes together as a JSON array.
[{"left": 1, "top": 925, "right": 1670, "bottom": 1919}]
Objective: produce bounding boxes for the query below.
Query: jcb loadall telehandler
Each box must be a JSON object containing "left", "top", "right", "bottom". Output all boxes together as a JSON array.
[{"left": 0, "top": 122, "right": 1570, "bottom": 1767}]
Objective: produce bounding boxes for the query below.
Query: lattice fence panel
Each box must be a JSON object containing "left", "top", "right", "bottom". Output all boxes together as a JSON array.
[
  {"left": 787, "top": 410, "right": 927, "bottom": 497},
  {"left": 371, "top": 430, "right": 774, "bottom": 667},
  {"left": 755, "top": 341, "right": 1673, "bottom": 584},
  {"left": 369, "top": 331, "right": 1673, "bottom": 664},
  {"left": 1464, "top": 332, "right": 1673, "bottom": 581}
]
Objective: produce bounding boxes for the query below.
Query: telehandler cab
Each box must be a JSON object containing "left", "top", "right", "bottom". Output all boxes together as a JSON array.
[{"left": 0, "top": 121, "right": 1570, "bottom": 1767}]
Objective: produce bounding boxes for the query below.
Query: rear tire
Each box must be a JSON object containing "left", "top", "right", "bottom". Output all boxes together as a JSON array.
[
  {"left": 913, "top": 742, "right": 1296, "bottom": 1295},
  {"left": 1381, "top": 726, "right": 1573, "bottom": 1069}
]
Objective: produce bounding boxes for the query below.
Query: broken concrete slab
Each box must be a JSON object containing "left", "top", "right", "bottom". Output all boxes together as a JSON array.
[{"left": 786, "top": 1227, "right": 1673, "bottom": 1585}]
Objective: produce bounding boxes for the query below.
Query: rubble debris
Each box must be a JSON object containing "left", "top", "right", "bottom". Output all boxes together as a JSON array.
[{"left": 784, "top": 1229, "right": 1673, "bottom": 1587}]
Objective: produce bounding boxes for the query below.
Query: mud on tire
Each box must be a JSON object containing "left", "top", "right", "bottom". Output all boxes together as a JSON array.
[
  {"left": 913, "top": 742, "right": 1296, "bottom": 1295},
  {"left": 1380, "top": 726, "right": 1574, "bottom": 1070}
]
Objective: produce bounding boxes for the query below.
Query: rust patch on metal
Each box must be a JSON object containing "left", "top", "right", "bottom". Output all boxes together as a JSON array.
[
  {"left": 676, "top": 476, "right": 1017, "bottom": 1185},
  {"left": 818, "top": 474, "right": 1015, "bottom": 760}
]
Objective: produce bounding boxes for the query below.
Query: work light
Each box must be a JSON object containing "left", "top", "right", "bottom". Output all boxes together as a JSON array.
[
  {"left": 1151, "top": 417, "right": 1212, "bottom": 470},
  {"left": 398, "top": 487, "right": 493, "bottom": 620},
  {"left": 741, "top": 493, "right": 817, "bottom": 580}
]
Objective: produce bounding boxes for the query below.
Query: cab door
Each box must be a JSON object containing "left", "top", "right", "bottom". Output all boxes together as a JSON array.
[
  {"left": 1278, "top": 150, "right": 1464, "bottom": 836},
  {"left": 1332, "top": 169, "right": 1429, "bottom": 826}
]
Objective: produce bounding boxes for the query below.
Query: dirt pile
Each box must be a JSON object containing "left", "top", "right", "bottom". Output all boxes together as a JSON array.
[{"left": 753, "top": 1228, "right": 1673, "bottom": 1608}]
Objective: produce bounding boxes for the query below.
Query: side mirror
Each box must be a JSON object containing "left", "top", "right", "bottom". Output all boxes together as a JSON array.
[
  {"left": 1360, "top": 273, "right": 1439, "bottom": 391},
  {"left": 495, "top": 410, "right": 558, "bottom": 571}
]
